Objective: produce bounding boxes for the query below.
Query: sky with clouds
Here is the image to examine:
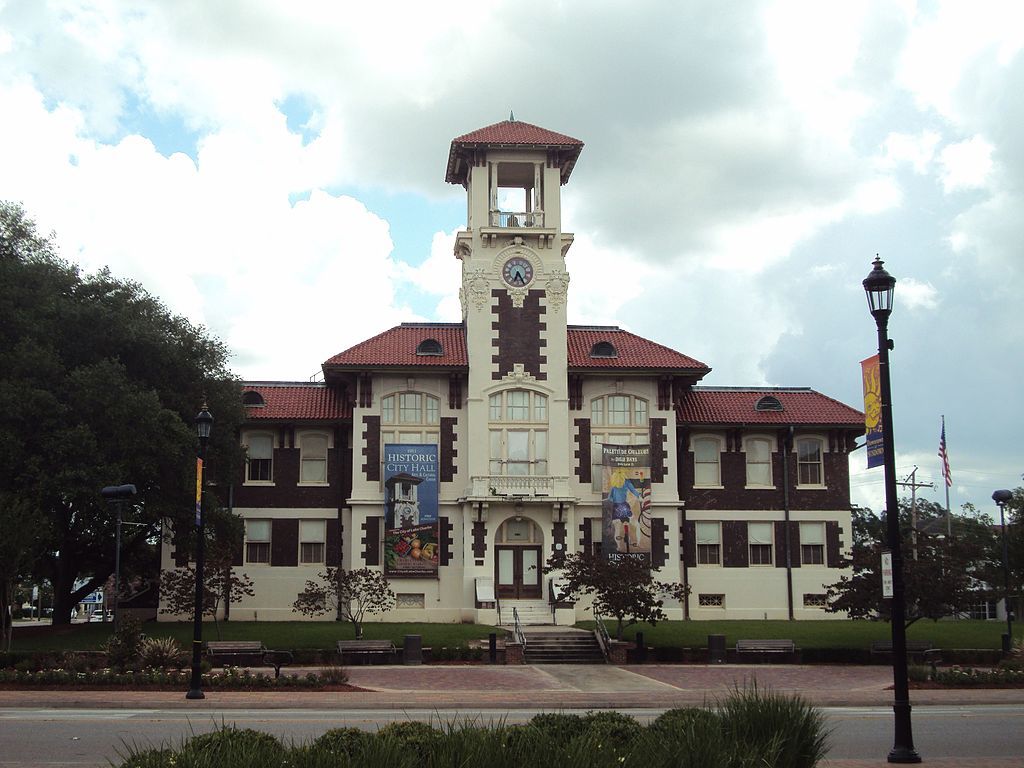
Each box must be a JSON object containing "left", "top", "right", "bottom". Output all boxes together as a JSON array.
[{"left": 1, "top": 0, "right": 1021, "bottom": 515}]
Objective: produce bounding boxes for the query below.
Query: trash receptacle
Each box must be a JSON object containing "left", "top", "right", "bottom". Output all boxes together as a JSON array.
[
  {"left": 708, "top": 634, "right": 726, "bottom": 664},
  {"left": 404, "top": 634, "right": 422, "bottom": 665}
]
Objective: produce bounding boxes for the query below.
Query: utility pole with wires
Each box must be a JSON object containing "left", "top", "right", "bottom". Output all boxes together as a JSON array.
[{"left": 896, "top": 467, "right": 934, "bottom": 560}]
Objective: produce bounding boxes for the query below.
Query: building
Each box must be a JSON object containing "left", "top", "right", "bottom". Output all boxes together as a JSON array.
[{"left": 159, "top": 119, "right": 865, "bottom": 624}]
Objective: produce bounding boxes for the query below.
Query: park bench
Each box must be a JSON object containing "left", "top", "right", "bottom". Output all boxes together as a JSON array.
[
  {"left": 205, "top": 640, "right": 293, "bottom": 678},
  {"left": 736, "top": 639, "right": 799, "bottom": 661},
  {"left": 336, "top": 639, "right": 397, "bottom": 664},
  {"left": 870, "top": 640, "right": 942, "bottom": 669}
]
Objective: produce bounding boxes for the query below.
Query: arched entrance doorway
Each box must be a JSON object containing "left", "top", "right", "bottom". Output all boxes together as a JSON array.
[{"left": 494, "top": 517, "right": 544, "bottom": 600}]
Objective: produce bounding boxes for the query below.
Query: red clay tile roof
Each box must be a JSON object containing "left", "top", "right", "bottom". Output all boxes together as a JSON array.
[
  {"left": 323, "top": 324, "right": 468, "bottom": 368},
  {"left": 243, "top": 383, "right": 350, "bottom": 421},
  {"left": 446, "top": 120, "right": 584, "bottom": 185},
  {"left": 677, "top": 387, "right": 864, "bottom": 428},
  {"left": 567, "top": 326, "right": 710, "bottom": 373}
]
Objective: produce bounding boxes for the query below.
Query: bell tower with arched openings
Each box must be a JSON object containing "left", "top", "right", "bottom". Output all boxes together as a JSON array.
[{"left": 445, "top": 118, "right": 583, "bottom": 499}]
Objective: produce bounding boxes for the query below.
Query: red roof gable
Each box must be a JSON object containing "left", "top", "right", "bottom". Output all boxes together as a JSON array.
[
  {"left": 243, "top": 383, "right": 350, "bottom": 421},
  {"left": 323, "top": 324, "right": 468, "bottom": 368},
  {"left": 567, "top": 326, "right": 710, "bottom": 373},
  {"left": 446, "top": 120, "right": 584, "bottom": 185},
  {"left": 677, "top": 388, "right": 864, "bottom": 428}
]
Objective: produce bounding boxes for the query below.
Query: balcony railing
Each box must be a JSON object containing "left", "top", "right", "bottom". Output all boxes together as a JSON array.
[
  {"left": 489, "top": 210, "right": 545, "bottom": 228},
  {"left": 470, "top": 474, "right": 568, "bottom": 497}
]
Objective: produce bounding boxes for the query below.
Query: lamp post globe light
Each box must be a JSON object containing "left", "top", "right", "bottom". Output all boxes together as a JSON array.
[
  {"left": 187, "top": 405, "right": 213, "bottom": 700},
  {"left": 992, "top": 489, "right": 1014, "bottom": 654},
  {"left": 862, "top": 256, "right": 920, "bottom": 763}
]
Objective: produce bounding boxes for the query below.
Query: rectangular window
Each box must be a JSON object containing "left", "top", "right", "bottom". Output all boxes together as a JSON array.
[
  {"left": 800, "top": 522, "right": 825, "bottom": 565},
  {"left": 489, "top": 394, "right": 502, "bottom": 421},
  {"left": 696, "top": 521, "right": 721, "bottom": 565},
  {"left": 382, "top": 395, "right": 395, "bottom": 424},
  {"left": 797, "top": 439, "right": 824, "bottom": 486},
  {"left": 507, "top": 390, "right": 529, "bottom": 420},
  {"left": 591, "top": 399, "right": 604, "bottom": 426},
  {"left": 745, "top": 438, "right": 773, "bottom": 487},
  {"left": 506, "top": 430, "right": 529, "bottom": 475},
  {"left": 534, "top": 430, "right": 547, "bottom": 474},
  {"left": 245, "top": 519, "right": 271, "bottom": 564},
  {"left": 399, "top": 393, "right": 422, "bottom": 423},
  {"left": 803, "top": 593, "right": 827, "bottom": 608},
  {"left": 748, "top": 522, "right": 773, "bottom": 565},
  {"left": 246, "top": 434, "right": 273, "bottom": 483},
  {"left": 698, "top": 593, "right": 725, "bottom": 607},
  {"left": 634, "top": 398, "right": 647, "bottom": 425},
  {"left": 533, "top": 394, "right": 547, "bottom": 421},
  {"left": 608, "top": 395, "right": 630, "bottom": 425},
  {"left": 693, "top": 438, "right": 721, "bottom": 487},
  {"left": 300, "top": 434, "right": 328, "bottom": 484},
  {"left": 299, "top": 520, "right": 325, "bottom": 564},
  {"left": 489, "top": 430, "right": 502, "bottom": 474}
]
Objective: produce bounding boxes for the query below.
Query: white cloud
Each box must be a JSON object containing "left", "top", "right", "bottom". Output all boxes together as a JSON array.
[
  {"left": 878, "top": 130, "right": 940, "bottom": 174},
  {"left": 938, "top": 136, "right": 994, "bottom": 193},
  {"left": 896, "top": 277, "right": 938, "bottom": 311}
]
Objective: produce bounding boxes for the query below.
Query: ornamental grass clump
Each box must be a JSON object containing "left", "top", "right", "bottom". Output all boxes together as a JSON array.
[
  {"left": 139, "top": 637, "right": 186, "bottom": 670},
  {"left": 718, "top": 683, "right": 830, "bottom": 768}
]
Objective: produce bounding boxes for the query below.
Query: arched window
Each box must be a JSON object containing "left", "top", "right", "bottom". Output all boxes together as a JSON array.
[
  {"left": 692, "top": 436, "right": 722, "bottom": 487},
  {"left": 754, "top": 395, "right": 783, "bottom": 412},
  {"left": 590, "top": 341, "right": 618, "bottom": 358},
  {"left": 243, "top": 432, "right": 274, "bottom": 484},
  {"left": 242, "top": 391, "right": 265, "bottom": 407},
  {"left": 416, "top": 338, "right": 443, "bottom": 356},
  {"left": 590, "top": 394, "right": 649, "bottom": 490},
  {"left": 381, "top": 392, "right": 440, "bottom": 446},
  {"left": 488, "top": 389, "right": 548, "bottom": 476}
]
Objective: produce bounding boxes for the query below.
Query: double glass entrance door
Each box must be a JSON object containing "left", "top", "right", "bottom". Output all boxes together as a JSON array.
[{"left": 495, "top": 545, "right": 542, "bottom": 599}]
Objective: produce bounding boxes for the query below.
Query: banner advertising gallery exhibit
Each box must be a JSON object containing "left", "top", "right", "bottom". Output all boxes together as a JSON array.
[
  {"left": 860, "top": 355, "right": 884, "bottom": 469},
  {"left": 600, "top": 444, "right": 653, "bottom": 561},
  {"left": 383, "top": 444, "right": 440, "bottom": 578}
]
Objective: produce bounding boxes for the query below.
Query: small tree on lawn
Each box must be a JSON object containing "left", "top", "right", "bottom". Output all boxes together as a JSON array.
[
  {"left": 546, "top": 552, "right": 688, "bottom": 640},
  {"left": 293, "top": 567, "right": 396, "bottom": 639}
]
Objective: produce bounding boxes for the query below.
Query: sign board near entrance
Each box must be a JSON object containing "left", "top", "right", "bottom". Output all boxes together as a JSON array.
[
  {"left": 880, "top": 549, "right": 894, "bottom": 599},
  {"left": 600, "top": 444, "right": 652, "bottom": 562},
  {"left": 383, "top": 443, "right": 439, "bottom": 578}
]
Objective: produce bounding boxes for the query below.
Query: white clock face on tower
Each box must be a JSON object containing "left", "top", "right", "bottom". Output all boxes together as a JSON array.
[{"left": 501, "top": 256, "right": 534, "bottom": 287}]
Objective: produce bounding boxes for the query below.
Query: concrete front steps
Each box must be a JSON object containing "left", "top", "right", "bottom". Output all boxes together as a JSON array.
[
  {"left": 522, "top": 628, "right": 606, "bottom": 664},
  {"left": 500, "top": 600, "right": 553, "bottom": 626}
]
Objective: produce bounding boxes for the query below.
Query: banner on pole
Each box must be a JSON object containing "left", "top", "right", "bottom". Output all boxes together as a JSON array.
[
  {"left": 600, "top": 444, "right": 652, "bottom": 563},
  {"left": 194, "top": 457, "right": 203, "bottom": 526},
  {"left": 383, "top": 444, "right": 439, "bottom": 578},
  {"left": 861, "top": 355, "right": 884, "bottom": 469}
]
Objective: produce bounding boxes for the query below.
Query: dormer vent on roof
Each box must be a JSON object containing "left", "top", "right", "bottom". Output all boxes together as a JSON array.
[
  {"left": 416, "top": 338, "right": 444, "bottom": 356},
  {"left": 590, "top": 341, "right": 618, "bottom": 358},
  {"left": 242, "top": 391, "right": 266, "bottom": 407},
  {"left": 754, "top": 395, "right": 784, "bottom": 412}
]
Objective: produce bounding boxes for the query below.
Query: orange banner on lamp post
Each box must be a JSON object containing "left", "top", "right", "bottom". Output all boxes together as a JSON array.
[
  {"left": 195, "top": 457, "right": 203, "bottom": 526},
  {"left": 861, "top": 355, "right": 884, "bottom": 469}
]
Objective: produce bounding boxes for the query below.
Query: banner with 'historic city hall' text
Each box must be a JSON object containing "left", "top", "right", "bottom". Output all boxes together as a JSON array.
[
  {"left": 861, "top": 355, "right": 884, "bottom": 469},
  {"left": 383, "top": 444, "right": 439, "bottom": 578}
]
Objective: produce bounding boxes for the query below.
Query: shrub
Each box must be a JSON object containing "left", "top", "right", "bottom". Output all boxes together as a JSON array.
[
  {"left": 376, "top": 720, "right": 442, "bottom": 752},
  {"left": 104, "top": 615, "right": 145, "bottom": 671},
  {"left": 180, "top": 726, "right": 286, "bottom": 764},
  {"left": 139, "top": 637, "right": 186, "bottom": 670},
  {"left": 650, "top": 706, "right": 721, "bottom": 735},
  {"left": 528, "top": 712, "right": 585, "bottom": 742},
  {"left": 581, "top": 710, "right": 641, "bottom": 753},
  {"left": 314, "top": 726, "right": 369, "bottom": 758},
  {"left": 319, "top": 665, "right": 348, "bottom": 685},
  {"left": 719, "top": 684, "right": 830, "bottom": 768}
]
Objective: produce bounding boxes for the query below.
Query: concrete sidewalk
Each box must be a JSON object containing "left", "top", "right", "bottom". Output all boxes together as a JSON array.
[{"left": 2, "top": 663, "right": 1023, "bottom": 710}]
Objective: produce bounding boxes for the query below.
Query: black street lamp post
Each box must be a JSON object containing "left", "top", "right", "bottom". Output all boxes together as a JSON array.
[
  {"left": 100, "top": 484, "right": 137, "bottom": 631},
  {"left": 993, "top": 489, "right": 1014, "bottom": 654},
  {"left": 186, "top": 405, "right": 213, "bottom": 700},
  {"left": 862, "top": 256, "right": 920, "bottom": 763}
]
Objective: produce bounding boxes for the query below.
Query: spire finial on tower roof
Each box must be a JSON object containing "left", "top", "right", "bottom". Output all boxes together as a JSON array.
[{"left": 509, "top": 110, "right": 515, "bottom": 122}]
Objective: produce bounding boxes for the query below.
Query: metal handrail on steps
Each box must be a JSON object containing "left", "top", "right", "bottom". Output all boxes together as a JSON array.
[
  {"left": 593, "top": 611, "right": 611, "bottom": 661},
  {"left": 512, "top": 607, "right": 526, "bottom": 650}
]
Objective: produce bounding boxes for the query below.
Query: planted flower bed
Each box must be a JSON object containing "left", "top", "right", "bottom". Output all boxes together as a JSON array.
[{"left": 0, "top": 665, "right": 355, "bottom": 690}]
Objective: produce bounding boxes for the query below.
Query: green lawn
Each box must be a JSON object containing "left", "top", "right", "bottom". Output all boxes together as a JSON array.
[
  {"left": 11, "top": 618, "right": 1014, "bottom": 653},
  {"left": 579, "top": 619, "right": 1015, "bottom": 650},
  {"left": 11, "top": 621, "right": 499, "bottom": 653}
]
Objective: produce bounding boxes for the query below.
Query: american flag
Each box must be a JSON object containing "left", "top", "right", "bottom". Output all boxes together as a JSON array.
[{"left": 938, "top": 417, "right": 952, "bottom": 488}]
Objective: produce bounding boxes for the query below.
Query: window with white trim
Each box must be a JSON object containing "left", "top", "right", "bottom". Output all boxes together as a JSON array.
[
  {"left": 245, "top": 519, "right": 271, "bottom": 564},
  {"left": 796, "top": 437, "right": 825, "bottom": 487},
  {"left": 693, "top": 437, "right": 722, "bottom": 487},
  {"left": 244, "top": 433, "right": 274, "bottom": 483},
  {"left": 299, "top": 433, "right": 329, "bottom": 485},
  {"left": 744, "top": 437, "right": 773, "bottom": 487},
  {"left": 590, "top": 395, "right": 649, "bottom": 491},
  {"left": 299, "top": 520, "right": 326, "bottom": 564},
  {"left": 696, "top": 521, "right": 721, "bottom": 565},
  {"left": 488, "top": 389, "right": 548, "bottom": 476},
  {"left": 748, "top": 522, "right": 773, "bottom": 565},
  {"left": 381, "top": 392, "right": 440, "bottom": 448},
  {"left": 800, "top": 522, "right": 825, "bottom": 565}
]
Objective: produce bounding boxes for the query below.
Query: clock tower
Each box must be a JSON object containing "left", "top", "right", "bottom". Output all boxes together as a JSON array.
[{"left": 445, "top": 118, "right": 583, "bottom": 498}]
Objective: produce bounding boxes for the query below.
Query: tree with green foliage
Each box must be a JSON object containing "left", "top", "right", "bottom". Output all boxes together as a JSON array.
[
  {"left": 825, "top": 500, "right": 998, "bottom": 627},
  {"left": 545, "top": 552, "right": 689, "bottom": 640},
  {"left": 0, "top": 201, "right": 244, "bottom": 626},
  {"left": 293, "top": 568, "right": 396, "bottom": 638}
]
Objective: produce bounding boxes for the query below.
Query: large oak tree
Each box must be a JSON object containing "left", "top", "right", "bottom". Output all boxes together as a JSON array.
[{"left": 0, "top": 202, "right": 244, "bottom": 626}]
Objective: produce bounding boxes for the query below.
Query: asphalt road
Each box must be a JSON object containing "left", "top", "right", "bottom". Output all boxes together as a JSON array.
[{"left": 1, "top": 704, "right": 1022, "bottom": 767}]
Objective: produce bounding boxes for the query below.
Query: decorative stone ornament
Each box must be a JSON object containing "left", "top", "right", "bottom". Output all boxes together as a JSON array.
[{"left": 545, "top": 271, "right": 569, "bottom": 310}]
